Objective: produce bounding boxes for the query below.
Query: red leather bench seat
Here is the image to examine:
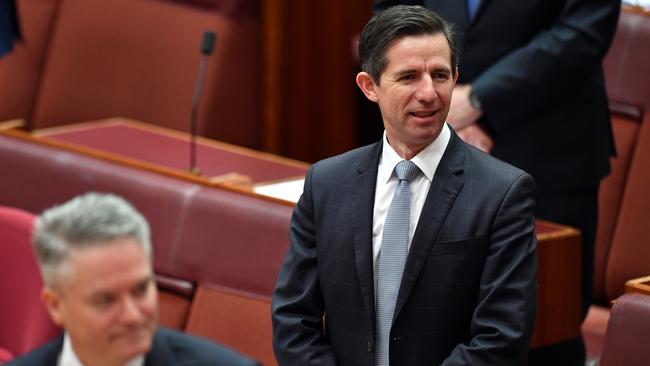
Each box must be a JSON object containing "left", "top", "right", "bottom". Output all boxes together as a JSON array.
[
  {"left": 0, "top": 132, "right": 291, "bottom": 363},
  {"left": 583, "top": 8, "right": 650, "bottom": 361},
  {"left": 0, "top": 0, "right": 263, "bottom": 150}
]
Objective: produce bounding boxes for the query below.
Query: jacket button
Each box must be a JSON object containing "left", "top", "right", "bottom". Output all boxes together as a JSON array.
[{"left": 367, "top": 341, "right": 374, "bottom": 353}]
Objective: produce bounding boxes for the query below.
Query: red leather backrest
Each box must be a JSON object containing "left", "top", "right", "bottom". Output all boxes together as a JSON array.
[
  {"left": 600, "top": 293, "right": 650, "bottom": 366},
  {"left": 28, "top": 0, "right": 262, "bottom": 149},
  {"left": 604, "top": 8, "right": 650, "bottom": 114},
  {"left": 167, "top": 185, "right": 293, "bottom": 297},
  {"left": 594, "top": 8, "right": 650, "bottom": 304},
  {"left": 0, "top": 131, "right": 293, "bottom": 298},
  {"left": 0, "top": 206, "right": 61, "bottom": 357},
  {"left": 0, "top": 0, "right": 60, "bottom": 122},
  {"left": 603, "top": 116, "right": 650, "bottom": 301}
]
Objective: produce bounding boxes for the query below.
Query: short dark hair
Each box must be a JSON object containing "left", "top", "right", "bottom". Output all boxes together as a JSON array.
[{"left": 359, "top": 5, "right": 458, "bottom": 83}]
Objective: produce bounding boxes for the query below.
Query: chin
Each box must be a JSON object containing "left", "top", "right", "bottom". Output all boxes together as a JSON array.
[
  {"left": 119, "top": 342, "right": 151, "bottom": 361},
  {"left": 117, "top": 332, "right": 153, "bottom": 360}
]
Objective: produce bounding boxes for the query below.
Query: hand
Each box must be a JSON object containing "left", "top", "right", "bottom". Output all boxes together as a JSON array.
[
  {"left": 457, "top": 124, "right": 493, "bottom": 153},
  {"left": 447, "top": 84, "right": 483, "bottom": 130}
]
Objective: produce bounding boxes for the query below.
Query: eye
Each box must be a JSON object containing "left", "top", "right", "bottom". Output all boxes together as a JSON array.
[
  {"left": 433, "top": 72, "right": 450, "bottom": 81},
  {"left": 94, "top": 293, "right": 115, "bottom": 308},
  {"left": 132, "top": 280, "right": 150, "bottom": 298}
]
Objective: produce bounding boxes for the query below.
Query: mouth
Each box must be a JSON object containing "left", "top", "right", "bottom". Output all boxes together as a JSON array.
[
  {"left": 409, "top": 110, "right": 437, "bottom": 119},
  {"left": 110, "top": 325, "right": 151, "bottom": 342},
  {"left": 409, "top": 110, "right": 438, "bottom": 122}
]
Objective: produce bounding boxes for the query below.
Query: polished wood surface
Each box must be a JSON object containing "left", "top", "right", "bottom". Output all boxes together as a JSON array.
[
  {"left": 626, "top": 275, "right": 650, "bottom": 296},
  {"left": 261, "top": 0, "right": 373, "bottom": 162},
  {"left": 532, "top": 221, "right": 582, "bottom": 348}
]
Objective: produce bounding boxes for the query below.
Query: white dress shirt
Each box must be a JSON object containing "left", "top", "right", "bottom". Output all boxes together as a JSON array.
[
  {"left": 372, "top": 124, "right": 451, "bottom": 284},
  {"left": 58, "top": 333, "right": 144, "bottom": 366}
]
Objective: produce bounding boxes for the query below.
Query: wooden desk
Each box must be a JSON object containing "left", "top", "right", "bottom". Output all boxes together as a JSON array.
[
  {"left": 33, "top": 117, "right": 309, "bottom": 187},
  {"left": 15, "top": 119, "right": 582, "bottom": 348}
]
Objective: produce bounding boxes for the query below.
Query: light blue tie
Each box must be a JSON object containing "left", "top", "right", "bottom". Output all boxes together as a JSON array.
[
  {"left": 376, "top": 160, "right": 420, "bottom": 366},
  {"left": 467, "top": 0, "right": 481, "bottom": 20}
]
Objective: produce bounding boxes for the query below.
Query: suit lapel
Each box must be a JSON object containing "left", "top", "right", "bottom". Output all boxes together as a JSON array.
[
  {"left": 393, "top": 131, "right": 465, "bottom": 322},
  {"left": 350, "top": 141, "right": 382, "bottom": 334}
]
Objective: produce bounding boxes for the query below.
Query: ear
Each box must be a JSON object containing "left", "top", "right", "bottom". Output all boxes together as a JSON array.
[
  {"left": 453, "top": 66, "right": 459, "bottom": 84},
  {"left": 42, "top": 286, "right": 65, "bottom": 326},
  {"left": 356, "top": 71, "right": 379, "bottom": 103}
]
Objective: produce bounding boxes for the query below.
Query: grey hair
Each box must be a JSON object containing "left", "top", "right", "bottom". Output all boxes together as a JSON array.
[
  {"left": 359, "top": 5, "right": 458, "bottom": 84},
  {"left": 32, "top": 192, "right": 151, "bottom": 286}
]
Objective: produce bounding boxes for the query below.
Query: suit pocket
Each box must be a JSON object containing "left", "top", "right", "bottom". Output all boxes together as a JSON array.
[
  {"left": 428, "top": 234, "right": 487, "bottom": 257},
  {"left": 420, "top": 235, "right": 487, "bottom": 287}
]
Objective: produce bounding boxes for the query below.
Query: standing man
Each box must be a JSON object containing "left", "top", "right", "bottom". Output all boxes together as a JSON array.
[
  {"left": 374, "top": 1, "right": 620, "bottom": 364},
  {"left": 272, "top": 6, "right": 537, "bottom": 366},
  {"left": 8, "top": 192, "right": 259, "bottom": 366}
]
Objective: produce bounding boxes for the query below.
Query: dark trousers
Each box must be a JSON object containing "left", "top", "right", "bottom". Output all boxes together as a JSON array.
[{"left": 528, "top": 187, "right": 599, "bottom": 366}]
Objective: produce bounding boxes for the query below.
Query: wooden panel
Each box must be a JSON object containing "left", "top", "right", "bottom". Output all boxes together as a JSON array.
[
  {"left": 532, "top": 221, "right": 582, "bottom": 348},
  {"left": 262, "top": 0, "right": 373, "bottom": 162},
  {"left": 158, "top": 291, "right": 191, "bottom": 331},
  {"left": 185, "top": 285, "right": 275, "bottom": 366}
]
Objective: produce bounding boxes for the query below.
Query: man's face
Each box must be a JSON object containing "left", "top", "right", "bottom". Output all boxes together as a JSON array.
[
  {"left": 43, "top": 238, "right": 158, "bottom": 366},
  {"left": 357, "top": 33, "right": 457, "bottom": 159}
]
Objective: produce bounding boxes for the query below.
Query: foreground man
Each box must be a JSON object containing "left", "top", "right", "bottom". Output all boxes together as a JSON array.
[
  {"left": 272, "top": 6, "right": 537, "bottom": 366},
  {"left": 9, "top": 193, "right": 259, "bottom": 366}
]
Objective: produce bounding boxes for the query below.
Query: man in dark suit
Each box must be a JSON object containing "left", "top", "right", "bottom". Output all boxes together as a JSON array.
[
  {"left": 8, "top": 193, "right": 258, "bottom": 366},
  {"left": 272, "top": 6, "right": 537, "bottom": 365},
  {"left": 373, "top": 1, "right": 620, "bottom": 364}
]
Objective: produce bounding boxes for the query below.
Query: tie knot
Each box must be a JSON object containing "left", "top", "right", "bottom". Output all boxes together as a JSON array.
[{"left": 395, "top": 160, "right": 419, "bottom": 182}]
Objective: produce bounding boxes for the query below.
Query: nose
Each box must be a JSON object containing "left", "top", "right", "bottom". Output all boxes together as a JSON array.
[
  {"left": 119, "top": 296, "right": 144, "bottom": 324},
  {"left": 414, "top": 75, "right": 437, "bottom": 104}
]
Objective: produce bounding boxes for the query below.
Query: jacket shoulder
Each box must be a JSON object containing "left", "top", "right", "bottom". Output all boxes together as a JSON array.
[
  {"left": 150, "top": 328, "right": 260, "bottom": 366},
  {"left": 6, "top": 338, "right": 62, "bottom": 366},
  {"left": 310, "top": 142, "right": 378, "bottom": 177}
]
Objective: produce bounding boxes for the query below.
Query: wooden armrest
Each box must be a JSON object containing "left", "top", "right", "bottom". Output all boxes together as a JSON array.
[
  {"left": 626, "top": 275, "right": 650, "bottom": 296},
  {"left": 0, "top": 119, "right": 25, "bottom": 131}
]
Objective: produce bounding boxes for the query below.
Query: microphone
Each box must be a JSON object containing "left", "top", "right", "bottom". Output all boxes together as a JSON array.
[{"left": 189, "top": 31, "right": 217, "bottom": 175}]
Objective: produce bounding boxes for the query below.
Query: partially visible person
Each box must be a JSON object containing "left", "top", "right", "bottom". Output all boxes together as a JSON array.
[
  {"left": 374, "top": 1, "right": 620, "bottom": 364},
  {"left": 7, "top": 192, "right": 259, "bottom": 366},
  {"left": 0, "top": 0, "right": 21, "bottom": 57}
]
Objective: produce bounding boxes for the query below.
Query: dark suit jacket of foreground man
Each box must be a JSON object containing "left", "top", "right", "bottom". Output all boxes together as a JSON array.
[
  {"left": 7, "top": 327, "right": 260, "bottom": 366},
  {"left": 272, "top": 129, "right": 537, "bottom": 365}
]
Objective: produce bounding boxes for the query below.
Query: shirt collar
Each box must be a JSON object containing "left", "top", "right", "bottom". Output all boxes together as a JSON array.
[
  {"left": 379, "top": 123, "right": 451, "bottom": 183},
  {"left": 59, "top": 333, "right": 145, "bottom": 366}
]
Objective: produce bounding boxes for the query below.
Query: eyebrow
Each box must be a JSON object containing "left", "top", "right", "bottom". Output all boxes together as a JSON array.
[{"left": 392, "top": 66, "right": 452, "bottom": 78}]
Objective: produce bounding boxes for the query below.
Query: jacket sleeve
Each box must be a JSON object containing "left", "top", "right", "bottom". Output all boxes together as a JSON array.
[
  {"left": 472, "top": 0, "right": 620, "bottom": 132},
  {"left": 442, "top": 172, "right": 538, "bottom": 366},
  {"left": 271, "top": 166, "right": 338, "bottom": 365}
]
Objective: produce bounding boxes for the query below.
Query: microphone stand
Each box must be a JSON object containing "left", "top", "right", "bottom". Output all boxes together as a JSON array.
[{"left": 190, "top": 31, "right": 216, "bottom": 176}]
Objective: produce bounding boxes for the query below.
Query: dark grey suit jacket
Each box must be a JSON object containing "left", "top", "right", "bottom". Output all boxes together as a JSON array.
[
  {"left": 375, "top": 0, "right": 620, "bottom": 195},
  {"left": 7, "top": 327, "right": 260, "bottom": 366},
  {"left": 272, "top": 131, "right": 537, "bottom": 365}
]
